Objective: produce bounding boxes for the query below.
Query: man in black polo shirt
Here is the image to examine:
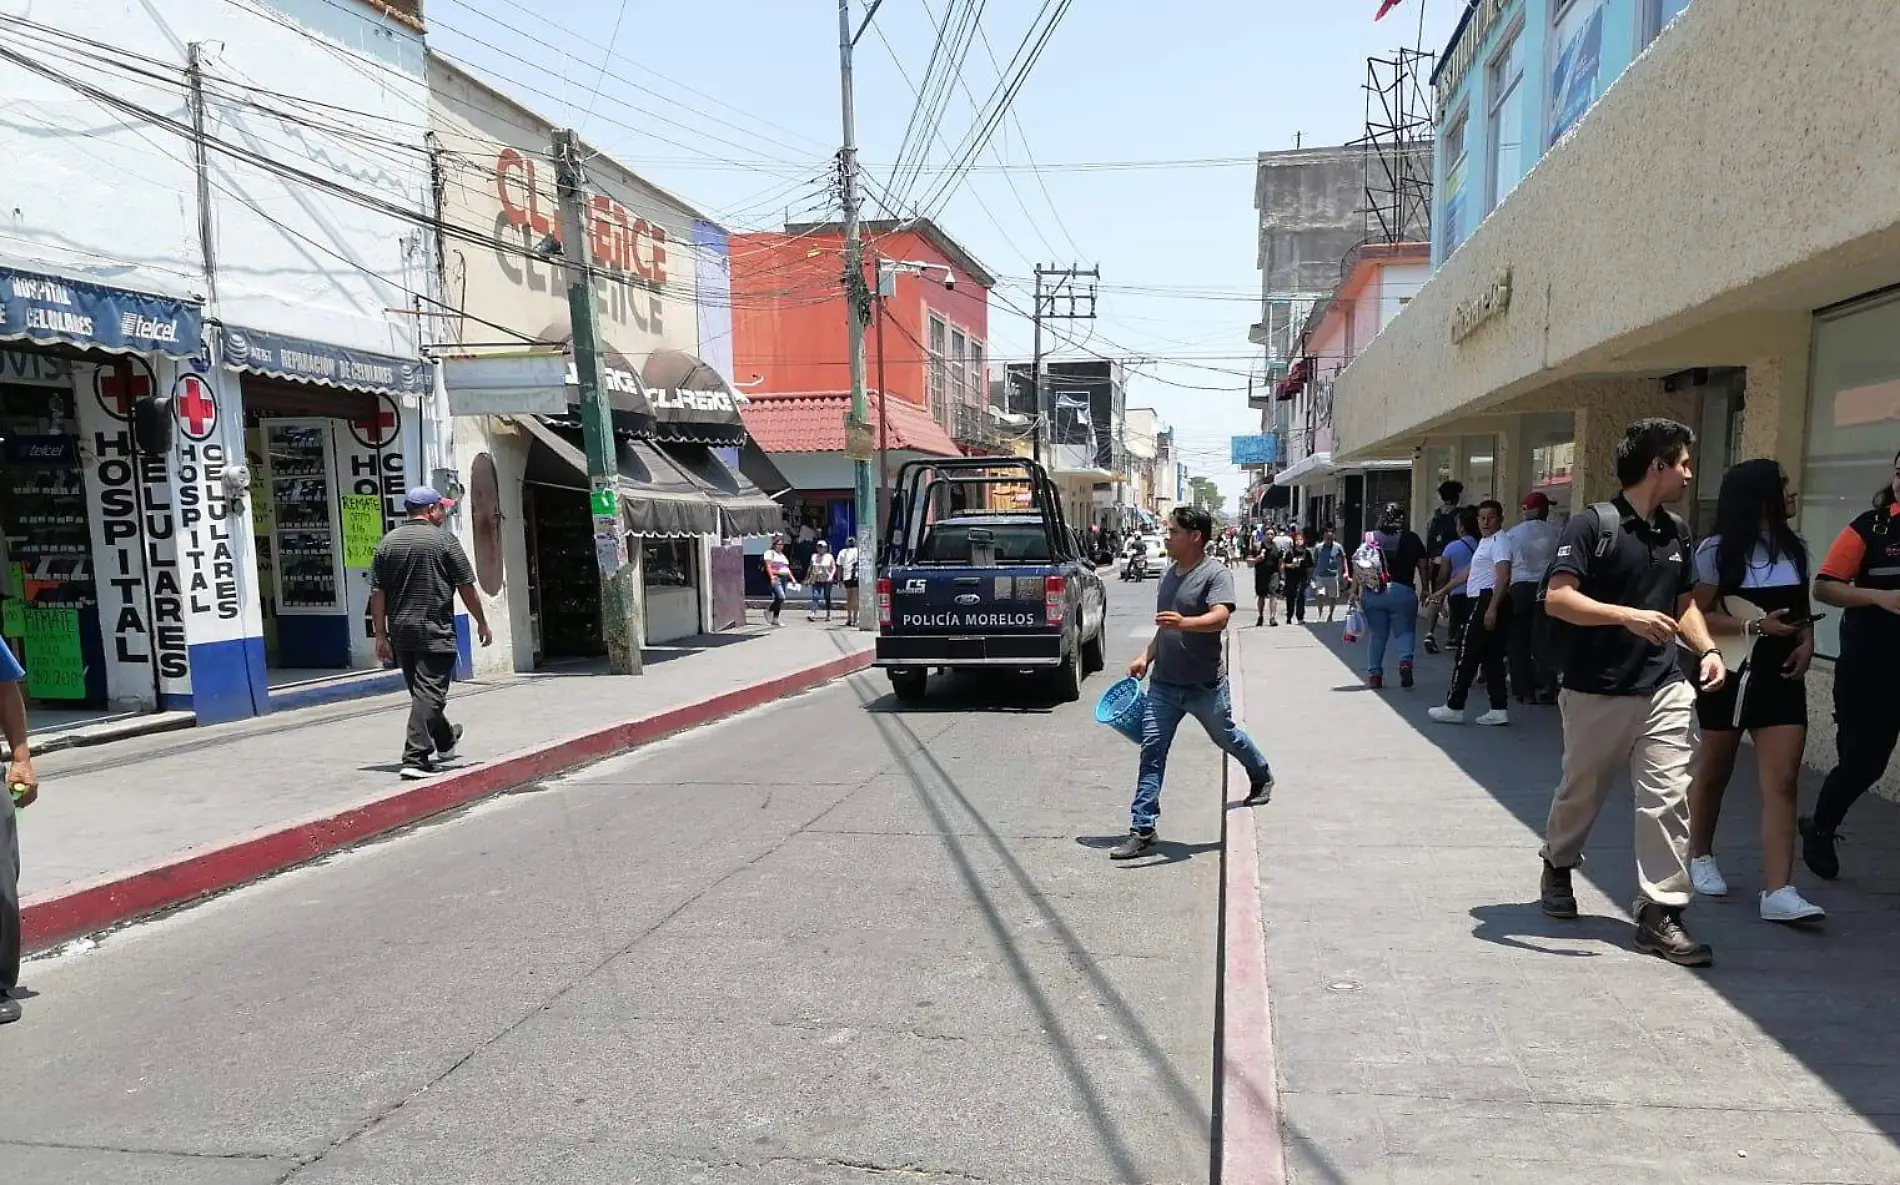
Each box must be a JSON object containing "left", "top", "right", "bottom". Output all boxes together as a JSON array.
[{"left": 1538, "top": 419, "right": 1725, "bottom": 966}]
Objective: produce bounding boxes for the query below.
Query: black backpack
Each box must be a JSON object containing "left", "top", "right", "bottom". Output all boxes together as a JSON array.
[{"left": 1536, "top": 501, "right": 1690, "bottom": 668}]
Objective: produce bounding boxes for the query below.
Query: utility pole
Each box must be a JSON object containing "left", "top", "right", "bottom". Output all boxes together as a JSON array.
[
  {"left": 1028, "top": 264, "right": 1099, "bottom": 467},
  {"left": 838, "top": 0, "right": 877, "bottom": 631},
  {"left": 554, "top": 128, "right": 642, "bottom": 674},
  {"left": 185, "top": 44, "right": 219, "bottom": 309}
]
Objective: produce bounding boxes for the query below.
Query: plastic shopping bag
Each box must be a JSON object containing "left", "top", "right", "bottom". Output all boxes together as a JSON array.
[{"left": 1342, "top": 606, "right": 1367, "bottom": 643}]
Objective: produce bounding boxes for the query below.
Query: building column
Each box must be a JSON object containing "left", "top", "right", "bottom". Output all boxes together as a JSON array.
[
  {"left": 1738, "top": 319, "right": 1814, "bottom": 467},
  {"left": 1569, "top": 378, "right": 1685, "bottom": 509}
]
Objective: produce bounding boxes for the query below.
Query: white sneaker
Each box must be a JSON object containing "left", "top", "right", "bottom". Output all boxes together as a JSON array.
[
  {"left": 1475, "top": 709, "right": 1511, "bottom": 727},
  {"left": 1689, "top": 854, "right": 1728, "bottom": 897},
  {"left": 1760, "top": 885, "right": 1825, "bottom": 923},
  {"left": 1427, "top": 706, "right": 1465, "bottom": 725}
]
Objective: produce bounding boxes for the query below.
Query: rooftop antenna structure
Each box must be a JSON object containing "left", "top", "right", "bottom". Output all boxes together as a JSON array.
[{"left": 1354, "top": 46, "right": 1435, "bottom": 245}]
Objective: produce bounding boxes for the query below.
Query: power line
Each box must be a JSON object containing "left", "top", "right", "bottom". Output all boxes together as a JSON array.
[{"left": 573, "top": 0, "right": 633, "bottom": 135}]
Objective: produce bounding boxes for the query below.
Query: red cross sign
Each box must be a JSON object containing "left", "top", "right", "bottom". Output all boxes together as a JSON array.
[
  {"left": 175, "top": 374, "right": 217, "bottom": 441},
  {"left": 96, "top": 366, "right": 154, "bottom": 420},
  {"left": 348, "top": 399, "right": 400, "bottom": 449}
]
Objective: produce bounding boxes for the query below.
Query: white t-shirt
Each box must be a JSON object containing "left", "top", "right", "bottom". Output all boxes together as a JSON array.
[
  {"left": 808, "top": 552, "right": 837, "bottom": 583},
  {"left": 1506, "top": 518, "right": 1561, "bottom": 585},
  {"left": 1466, "top": 532, "right": 1519, "bottom": 596},
  {"left": 765, "top": 548, "right": 791, "bottom": 578},
  {"left": 1692, "top": 535, "right": 1804, "bottom": 590},
  {"left": 837, "top": 546, "right": 860, "bottom": 581}
]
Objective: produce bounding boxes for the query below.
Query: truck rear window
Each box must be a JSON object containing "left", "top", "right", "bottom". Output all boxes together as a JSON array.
[{"left": 913, "top": 522, "right": 1052, "bottom": 564}]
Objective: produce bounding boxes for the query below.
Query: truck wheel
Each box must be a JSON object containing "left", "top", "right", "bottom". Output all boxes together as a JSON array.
[
  {"left": 1081, "top": 622, "right": 1106, "bottom": 674},
  {"left": 1050, "top": 641, "right": 1083, "bottom": 703},
  {"left": 890, "top": 669, "right": 928, "bottom": 703}
]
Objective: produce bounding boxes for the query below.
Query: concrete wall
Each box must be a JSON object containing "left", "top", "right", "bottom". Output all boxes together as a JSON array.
[{"left": 1338, "top": 0, "right": 1900, "bottom": 462}]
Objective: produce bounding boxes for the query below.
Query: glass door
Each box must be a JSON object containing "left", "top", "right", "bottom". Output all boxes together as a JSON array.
[{"left": 263, "top": 420, "right": 343, "bottom": 614}]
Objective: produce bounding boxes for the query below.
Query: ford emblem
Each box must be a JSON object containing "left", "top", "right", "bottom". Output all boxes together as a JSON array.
[{"left": 954, "top": 594, "right": 980, "bottom": 605}]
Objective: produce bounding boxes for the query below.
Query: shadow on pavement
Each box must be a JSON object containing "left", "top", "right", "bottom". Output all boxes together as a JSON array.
[
  {"left": 860, "top": 671, "right": 1061, "bottom": 715},
  {"left": 1299, "top": 620, "right": 1900, "bottom": 1149},
  {"left": 1074, "top": 835, "right": 1222, "bottom": 867},
  {"left": 847, "top": 676, "right": 1207, "bottom": 1182}
]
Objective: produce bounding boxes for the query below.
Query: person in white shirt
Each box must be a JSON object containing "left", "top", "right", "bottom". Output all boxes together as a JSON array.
[
  {"left": 805, "top": 539, "right": 837, "bottom": 622},
  {"left": 762, "top": 535, "right": 792, "bottom": 627},
  {"left": 836, "top": 541, "right": 862, "bottom": 623},
  {"left": 1506, "top": 492, "right": 1563, "bottom": 704},
  {"left": 1431, "top": 499, "right": 1518, "bottom": 726}
]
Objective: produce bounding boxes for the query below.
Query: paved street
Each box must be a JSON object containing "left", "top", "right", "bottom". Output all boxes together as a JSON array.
[
  {"left": 1243, "top": 618, "right": 1900, "bottom": 1185},
  {"left": 0, "top": 578, "right": 1218, "bottom": 1185}
]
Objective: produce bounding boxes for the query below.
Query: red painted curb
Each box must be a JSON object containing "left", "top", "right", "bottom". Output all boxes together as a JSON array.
[
  {"left": 21, "top": 649, "right": 875, "bottom": 954},
  {"left": 1218, "top": 635, "right": 1286, "bottom": 1185}
]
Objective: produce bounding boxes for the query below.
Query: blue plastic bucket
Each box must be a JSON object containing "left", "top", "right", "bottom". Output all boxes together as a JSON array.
[{"left": 1095, "top": 677, "right": 1149, "bottom": 744}]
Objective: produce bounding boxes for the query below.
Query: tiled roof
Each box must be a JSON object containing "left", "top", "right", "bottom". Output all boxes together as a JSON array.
[{"left": 740, "top": 391, "right": 961, "bottom": 458}]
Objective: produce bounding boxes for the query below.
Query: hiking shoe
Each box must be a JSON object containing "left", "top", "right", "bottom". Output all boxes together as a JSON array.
[
  {"left": 1540, "top": 860, "right": 1578, "bottom": 919},
  {"left": 1244, "top": 771, "right": 1275, "bottom": 805},
  {"left": 1475, "top": 709, "right": 1510, "bottom": 727},
  {"left": 0, "top": 996, "right": 19, "bottom": 1025},
  {"left": 1428, "top": 705, "right": 1464, "bottom": 725},
  {"left": 1399, "top": 661, "right": 1415, "bottom": 689},
  {"left": 436, "top": 724, "right": 465, "bottom": 762},
  {"left": 1109, "top": 830, "right": 1157, "bottom": 860},
  {"left": 1799, "top": 816, "right": 1840, "bottom": 881},
  {"left": 1760, "top": 885, "right": 1825, "bottom": 924},
  {"left": 1689, "top": 854, "right": 1728, "bottom": 897},
  {"left": 398, "top": 762, "right": 438, "bottom": 781},
  {"left": 1634, "top": 901, "right": 1713, "bottom": 966}
]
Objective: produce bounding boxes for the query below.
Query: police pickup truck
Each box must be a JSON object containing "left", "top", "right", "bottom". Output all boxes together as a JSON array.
[{"left": 875, "top": 457, "right": 1108, "bottom": 703}]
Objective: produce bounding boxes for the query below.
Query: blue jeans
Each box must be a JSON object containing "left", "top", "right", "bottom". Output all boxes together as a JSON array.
[
  {"left": 1131, "top": 678, "right": 1272, "bottom": 832},
  {"left": 808, "top": 581, "right": 833, "bottom": 613},
  {"left": 1360, "top": 584, "right": 1419, "bottom": 677}
]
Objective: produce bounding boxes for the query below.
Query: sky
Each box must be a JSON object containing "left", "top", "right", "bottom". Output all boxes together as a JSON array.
[{"left": 429, "top": 0, "right": 1466, "bottom": 506}]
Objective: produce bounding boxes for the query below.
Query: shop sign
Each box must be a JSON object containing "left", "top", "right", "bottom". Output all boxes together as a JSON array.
[
  {"left": 1231, "top": 435, "right": 1279, "bottom": 466},
  {"left": 3, "top": 435, "right": 78, "bottom": 467},
  {"left": 22, "top": 604, "right": 85, "bottom": 700},
  {"left": 494, "top": 149, "right": 670, "bottom": 288},
  {"left": 0, "top": 349, "right": 71, "bottom": 388},
  {"left": 843, "top": 416, "right": 874, "bottom": 462},
  {"left": 218, "top": 325, "right": 431, "bottom": 398},
  {"left": 339, "top": 494, "right": 383, "bottom": 568},
  {"left": 0, "top": 267, "right": 202, "bottom": 358},
  {"left": 1450, "top": 269, "right": 1513, "bottom": 344}
]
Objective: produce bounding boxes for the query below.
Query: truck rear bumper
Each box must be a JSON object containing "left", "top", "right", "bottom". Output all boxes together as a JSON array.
[{"left": 876, "top": 634, "right": 1065, "bottom": 668}]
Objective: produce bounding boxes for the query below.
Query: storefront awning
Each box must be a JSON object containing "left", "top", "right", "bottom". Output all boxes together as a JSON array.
[
  {"left": 1273, "top": 451, "right": 1333, "bottom": 486},
  {"left": 513, "top": 415, "right": 721, "bottom": 538},
  {"left": 218, "top": 324, "right": 431, "bottom": 397},
  {"left": 656, "top": 441, "right": 782, "bottom": 537},
  {"left": 0, "top": 266, "right": 203, "bottom": 359},
  {"left": 642, "top": 348, "right": 748, "bottom": 447}
]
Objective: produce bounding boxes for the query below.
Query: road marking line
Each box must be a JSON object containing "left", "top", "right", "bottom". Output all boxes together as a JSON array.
[{"left": 1217, "top": 632, "right": 1285, "bottom": 1185}]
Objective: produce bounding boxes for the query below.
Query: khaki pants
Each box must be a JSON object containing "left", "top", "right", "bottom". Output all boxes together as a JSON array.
[{"left": 1541, "top": 681, "right": 1697, "bottom": 908}]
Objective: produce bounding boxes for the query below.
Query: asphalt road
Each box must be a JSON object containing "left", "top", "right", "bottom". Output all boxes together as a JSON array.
[{"left": 0, "top": 574, "right": 1222, "bottom": 1185}]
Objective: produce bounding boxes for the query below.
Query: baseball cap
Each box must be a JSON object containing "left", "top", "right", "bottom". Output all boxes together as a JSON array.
[
  {"left": 404, "top": 486, "right": 454, "bottom": 510},
  {"left": 1521, "top": 492, "right": 1552, "bottom": 511}
]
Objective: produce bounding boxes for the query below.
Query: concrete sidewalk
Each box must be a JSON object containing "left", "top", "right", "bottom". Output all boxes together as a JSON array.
[
  {"left": 18, "top": 622, "right": 872, "bottom": 948},
  {"left": 1237, "top": 618, "right": 1900, "bottom": 1184}
]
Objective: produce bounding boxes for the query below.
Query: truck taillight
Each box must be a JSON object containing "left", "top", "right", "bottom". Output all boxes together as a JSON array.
[
  {"left": 1044, "top": 575, "right": 1065, "bottom": 625},
  {"left": 876, "top": 578, "right": 892, "bottom": 627}
]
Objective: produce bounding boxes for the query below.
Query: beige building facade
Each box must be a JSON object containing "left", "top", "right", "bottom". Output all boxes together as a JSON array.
[{"left": 1331, "top": 0, "right": 1900, "bottom": 795}]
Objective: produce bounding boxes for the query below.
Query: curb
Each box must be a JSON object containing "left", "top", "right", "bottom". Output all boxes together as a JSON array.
[
  {"left": 1215, "top": 633, "right": 1286, "bottom": 1185},
  {"left": 22, "top": 648, "right": 875, "bottom": 955}
]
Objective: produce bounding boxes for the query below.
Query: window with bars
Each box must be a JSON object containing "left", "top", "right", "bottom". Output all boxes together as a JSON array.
[
  {"left": 927, "top": 315, "right": 948, "bottom": 425},
  {"left": 950, "top": 328, "right": 968, "bottom": 420},
  {"left": 969, "top": 341, "right": 985, "bottom": 404}
]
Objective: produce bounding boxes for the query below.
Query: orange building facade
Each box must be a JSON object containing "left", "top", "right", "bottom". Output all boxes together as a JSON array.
[{"left": 729, "top": 219, "right": 995, "bottom": 424}]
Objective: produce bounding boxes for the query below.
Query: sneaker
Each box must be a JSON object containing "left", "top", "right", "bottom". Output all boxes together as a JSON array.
[
  {"left": 1634, "top": 900, "right": 1713, "bottom": 966},
  {"left": 1109, "top": 830, "right": 1157, "bottom": 860},
  {"left": 1760, "top": 885, "right": 1825, "bottom": 924},
  {"left": 1255, "top": 614, "right": 1264, "bottom": 627},
  {"left": 1244, "top": 771, "right": 1275, "bottom": 805},
  {"left": 0, "top": 996, "right": 19, "bottom": 1024},
  {"left": 1540, "top": 860, "right": 1578, "bottom": 919},
  {"left": 399, "top": 762, "right": 438, "bottom": 781},
  {"left": 436, "top": 723, "right": 465, "bottom": 762},
  {"left": 1689, "top": 854, "right": 1728, "bottom": 897},
  {"left": 1366, "top": 674, "right": 1383, "bottom": 690},
  {"left": 1428, "top": 705, "right": 1465, "bottom": 725},
  {"left": 1399, "top": 661, "right": 1415, "bottom": 689},
  {"left": 1799, "top": 816, "right": 1840, "bottom": 881},
  {"left": 1423, "top": 635, "right": 1440, "bottom": 655},
  {"left": 1270, "top": 618, "right": 1281, "bottom": 627},
  {"left": 1475, "top": 709, "right": 1510, "bottom": 727}
]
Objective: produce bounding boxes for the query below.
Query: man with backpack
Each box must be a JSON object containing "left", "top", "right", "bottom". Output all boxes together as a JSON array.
[{"left": 1538, "top": 418, "right": 1726, "bottom": 966}]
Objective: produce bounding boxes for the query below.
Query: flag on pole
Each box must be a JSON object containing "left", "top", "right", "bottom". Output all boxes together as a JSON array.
[{"left": 1375, "top": 0, "right": 1405, "bottom": 18}]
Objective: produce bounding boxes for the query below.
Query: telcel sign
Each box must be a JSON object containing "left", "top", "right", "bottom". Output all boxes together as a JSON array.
[
  {"left": 495, "top": 149, "right": 670, "bottom": 288},
  {"left": 1450, "top": 268, "right": 1512, "bottom": 344}
]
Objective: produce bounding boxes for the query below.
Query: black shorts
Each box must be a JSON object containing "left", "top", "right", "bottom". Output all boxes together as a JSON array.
[
  {"left": 1697, "top": 666, "right": 1809, "bottom": 732},
  {"left": 842, "top": 578, "right": 859, "bottom": 589}
]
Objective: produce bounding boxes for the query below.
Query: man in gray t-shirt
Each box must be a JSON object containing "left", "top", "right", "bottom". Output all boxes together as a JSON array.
[{"left": 1113, "top": 507, "right": 1275, "bottom": 860}]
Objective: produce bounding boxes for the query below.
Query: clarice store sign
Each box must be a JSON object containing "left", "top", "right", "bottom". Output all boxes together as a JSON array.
[{"left": 494, "top": 149, "right": 669, "bottom": 288}]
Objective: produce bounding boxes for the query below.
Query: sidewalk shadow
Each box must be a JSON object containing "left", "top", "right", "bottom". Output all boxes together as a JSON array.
[
  {"left": 1074, "top": 835, "right": 1221, "bottom": 867},
  {"left": 1297, "top": 624, "right": 1900, "bottom": 1145}
]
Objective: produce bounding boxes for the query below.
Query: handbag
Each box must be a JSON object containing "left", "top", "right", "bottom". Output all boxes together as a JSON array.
[{"left": 1343, "top": 606, "right": 1368, "bottom": 643}]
